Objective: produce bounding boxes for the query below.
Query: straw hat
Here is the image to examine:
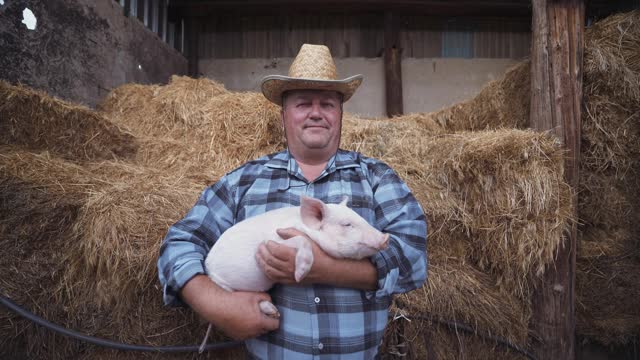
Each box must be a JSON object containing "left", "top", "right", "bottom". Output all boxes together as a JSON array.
[{"left": 261, "top": 44, "right": 363, "bottom": 105}]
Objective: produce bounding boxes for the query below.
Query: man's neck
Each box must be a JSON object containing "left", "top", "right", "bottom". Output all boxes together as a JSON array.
[{"left": 290, "top": 149, "right": 335, "bottom": 181}]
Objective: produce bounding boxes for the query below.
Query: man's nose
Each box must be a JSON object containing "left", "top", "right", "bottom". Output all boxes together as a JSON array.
[{"left": 308, "top": 103, "right": 322, "bottom": 119}]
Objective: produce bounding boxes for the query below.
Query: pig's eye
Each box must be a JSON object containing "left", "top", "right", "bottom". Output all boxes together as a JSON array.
[{"left": 342, "top": 222, "right": 352, "bottom": 227}]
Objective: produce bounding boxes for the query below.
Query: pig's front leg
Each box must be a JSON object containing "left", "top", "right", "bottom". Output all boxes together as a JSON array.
[
  {"left": 268, "top": 235, "right": 314, "bottom": 282},
  {"left": 291, "top": 235, "right": 314, "bottom": 282}
]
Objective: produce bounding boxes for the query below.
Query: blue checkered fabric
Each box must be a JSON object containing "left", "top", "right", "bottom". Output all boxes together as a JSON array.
[{"left": 158, "top": 149, "right": 427, "bottom": 359}]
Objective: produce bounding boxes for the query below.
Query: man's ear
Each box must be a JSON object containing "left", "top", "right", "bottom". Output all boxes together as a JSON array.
[{"left": 299, "top": 195, "right": 326, "bottom": 230}]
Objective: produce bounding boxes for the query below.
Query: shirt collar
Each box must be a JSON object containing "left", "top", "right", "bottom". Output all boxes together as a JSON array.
[{"left": 265, "top": 149, "right": 360, "bottom": 179}]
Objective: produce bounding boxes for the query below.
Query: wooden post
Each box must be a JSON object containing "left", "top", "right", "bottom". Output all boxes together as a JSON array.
[
  {"left": 185, "top": 17, "right": 200, "bottom": 78},
  {"left": 529, "top": 0, "right": 583, "bottom": 359},
  {"left": 384, "top": 11, "right": 403, "bottom": 117}
]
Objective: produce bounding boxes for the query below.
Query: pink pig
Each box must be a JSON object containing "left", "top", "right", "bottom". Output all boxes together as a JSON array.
[{"left": 199, "top": 195, "right": 389, "bottom": 352}]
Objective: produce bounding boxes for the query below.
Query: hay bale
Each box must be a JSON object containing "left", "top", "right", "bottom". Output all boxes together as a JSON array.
[
  {"left": 98, "top": 82, "right": 162, "bottom": 134},
  {"left": 0, "top": 148, "right": 244, "bottom": 359},
  {"left": 577, "top": 227, "right": 640, "bottom": 345},
  {"left": 579, "top": 172, "right": 636, "bottom": 230},
  {"left": 383, "top": 318, "right": 532, "bottom": 360},
  {"left": 343, "top": 119, "right": 572, "bottom": 296},
  {"left": 1, "top": 113, "right": 570, "bottom": 359},
  {"left": 0, "top": 81, "right": 138, "bottom": 162},
  {"left": 417, "top": 60, "right": 531, "bottom": 132},
  {"left": 0, "top": 149, "right": 96, "bottom": 359},
  {"left": 397, "top": 247, "right": 531, "bottom": 346},
  {"left": 98, "top": 75, "right": 227, "bottom": 139},
  {"left": 582, "top": 93, "right": 640, "bottom": 177},
  {"left": 196, "top": 92, "right": 284, "bottom": 167},
  {"left": 100, "top": 77, "right": 284, "bottom": 175},
  {"left": 575, "top": 10, "right": 640, "bottom": 346},
  {"left": 59, "top": 164, "right": 203, "bottom": 319},
  {"left": 389, "top": 10, "right": 640, "bottom": 347},
  {"left": 584, "top": 10, "right": 640, "bottom": 107},
  {"left": 131, "top": 91, "right": 284, "bottom": 171},
  {"left": 154, "top": 75, "right": 228, "bottom": 126},
  {"left": 341, "top": 116, "right": 571, "bottom": 355}
]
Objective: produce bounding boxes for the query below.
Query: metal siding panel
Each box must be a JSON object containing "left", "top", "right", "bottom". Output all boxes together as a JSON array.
[
  {"left": 442, "top": 21, "right": 473, "bottom": 58},
  {"left": 196, "top": 14, "right": 530, "bottom": 60}
]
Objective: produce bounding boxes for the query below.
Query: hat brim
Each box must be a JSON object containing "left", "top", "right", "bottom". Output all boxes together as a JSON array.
[{"left": 261, "top": 74, "right": 363, "bottom": 105}]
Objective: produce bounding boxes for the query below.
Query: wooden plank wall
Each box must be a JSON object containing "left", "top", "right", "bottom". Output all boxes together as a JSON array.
[{"left": 198, "top": 14, "right": 531, "bottom": 59}]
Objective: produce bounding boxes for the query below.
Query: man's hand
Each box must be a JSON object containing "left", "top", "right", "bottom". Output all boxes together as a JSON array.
[
  {"left": 255, "top": 228, "right": 332, "bottom": 285},
  {"left": 180, "top": 275, "right": 279, "bottom": 341}
]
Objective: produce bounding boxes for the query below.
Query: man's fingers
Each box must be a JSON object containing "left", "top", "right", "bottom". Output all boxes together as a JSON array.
[
  {"left": 265, "top": 240, "right": 296, "bottom": 262},
  {"left": 262, "top": 316, "right": 280, "bottom": 331},
  {"left": 263, "top": 263, "right": 292, "bottom": 281},
  {"left": 256, "top": 245, "right": 294, "bottom": 281},
  {"left": 257, "top": 243, "right": 292, "bottom": 269},
  {"left": 276, "top": 227, "right": 306, "bottom": 239}
]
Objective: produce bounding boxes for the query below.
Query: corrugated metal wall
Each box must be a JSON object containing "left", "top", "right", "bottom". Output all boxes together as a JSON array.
[{"left": 199, "top": 14, "right": 531, "bottom": 59}]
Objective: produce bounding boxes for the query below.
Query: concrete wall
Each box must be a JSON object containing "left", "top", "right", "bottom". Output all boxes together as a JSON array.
[
  {"left": 0, "top": 0, "right": 187, "bottom": 107},
  {"left": 201, "top": 57, "right": 520, "bottom": 118}
]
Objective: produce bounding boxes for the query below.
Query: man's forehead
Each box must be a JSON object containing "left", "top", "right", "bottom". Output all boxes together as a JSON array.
[{"left": 286, "top": 89, "right": 342, "bottom": 101}]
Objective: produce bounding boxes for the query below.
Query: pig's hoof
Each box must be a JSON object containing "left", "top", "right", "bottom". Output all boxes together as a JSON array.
[{"left": 259, "top": 301, "right": 280, "bottom": 318}]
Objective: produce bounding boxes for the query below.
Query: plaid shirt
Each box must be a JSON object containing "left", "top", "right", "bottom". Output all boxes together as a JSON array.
[{"left": 158, "top": 149, "right": 427, "bottom": 359}]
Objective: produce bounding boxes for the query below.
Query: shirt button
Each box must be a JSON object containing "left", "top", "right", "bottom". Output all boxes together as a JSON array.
[
  {"left": 314, "top": 297, "right": 320, "bottom": 304},
  {"left": 318, "top": 342, "right": 324, "bottom": 350}
]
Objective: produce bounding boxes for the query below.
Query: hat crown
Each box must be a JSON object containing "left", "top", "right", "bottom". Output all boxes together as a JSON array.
[{"left": 288, "top": 44, "right": 338, "bottom": 80}]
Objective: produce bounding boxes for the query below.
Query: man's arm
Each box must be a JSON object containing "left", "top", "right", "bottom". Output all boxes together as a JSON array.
[
  {"left": 256, "top": 228, "right": 378, "bottom": 290},
  {"left": 366, "top": 167, "right": 428, "bottom": 296},
  {"left": 157, "top": 180, "right": 279, "bottom": 340},
  {"left": 180, "top": 275, "right": 278, "bottom": 340}
]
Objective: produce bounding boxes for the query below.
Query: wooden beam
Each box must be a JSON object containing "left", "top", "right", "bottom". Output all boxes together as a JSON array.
[
  {"left": 169, "top": 0, "right": 534, "bottom": 17},
  {"left": 185, "top": 17, "right": 200, "bottom": 77},
  {"left": 529, "top": 0, "right": 583, "bottom": 359},
  {"left": 384, "top": 11, "right": 403, "bottom": 117}
]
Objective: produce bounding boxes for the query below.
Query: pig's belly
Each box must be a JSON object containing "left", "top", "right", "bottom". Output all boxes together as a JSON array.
[{"left": 205, "top": 236, "right": 274, "bottom": 292}]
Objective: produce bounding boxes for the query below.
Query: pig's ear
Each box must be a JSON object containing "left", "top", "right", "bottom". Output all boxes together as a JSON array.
[
  {"left": 339, "top": 196, "right": 349, "bottom": 207},
  {"left": 300, "top": 196, "right": 327, "bottom": 230}
]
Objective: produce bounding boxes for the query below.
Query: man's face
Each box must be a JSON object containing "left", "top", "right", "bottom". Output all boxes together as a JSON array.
[{"left": 281, "top": 90, "right": 343, "bottom": 158}]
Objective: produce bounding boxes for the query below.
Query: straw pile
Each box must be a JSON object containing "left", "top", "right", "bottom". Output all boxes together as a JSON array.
[
  {"left": 425, "top": 61, "right": 531, "bottom": 132},
  {"left": 414, "top": 10, "right": 640, "bottom": 347},
  {"left": 0, "top": 150, "right": 245, "bottom": 359},
  {"left": 342, "top": 117, "right": 571, "bottom": 295},
  {"left": 576, "top": 10, "right": 640, "bottom": 346},
  {"left": 0, "top": 81, "right": 138, "bottom": 162},
  {"left": 2, "top": 10, "right": 637, "bottom": 359},
  {"left": 1, "top": 77, "right": 569, "bottom": 360},
  {"left": 341, "top": 116, "right": 570, "bottom": 357},
  {"left": 99, "top": 75, "right": 284, "bottom": 183}
]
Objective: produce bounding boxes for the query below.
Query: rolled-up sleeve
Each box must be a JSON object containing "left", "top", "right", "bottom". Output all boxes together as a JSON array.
[
  {"left": 157, "top": 177, "right": 236, "bottom": 306},
  {"left": 368, "top": 168, "right": 427, "bottom": 298}
]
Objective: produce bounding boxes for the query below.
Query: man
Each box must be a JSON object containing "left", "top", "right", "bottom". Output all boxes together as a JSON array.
[{"left": 158, "top": 44, "right": 427, "bottom": 359}]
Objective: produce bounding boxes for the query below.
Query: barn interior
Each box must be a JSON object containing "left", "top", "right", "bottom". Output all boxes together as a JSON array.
[{"left": 1, "top": 1, "right": 639, "bottom": 359}]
